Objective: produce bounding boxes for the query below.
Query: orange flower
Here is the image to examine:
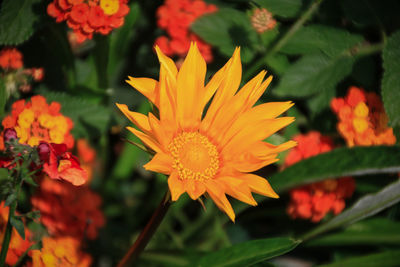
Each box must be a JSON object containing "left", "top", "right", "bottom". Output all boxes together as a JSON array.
[
  {"left": 31, "top": 178, "right": 105, "bottom": 240},
  {"left": 155, "top": 0, "right": 217, "bottom": 62},
  {"left": 0, "top": 202, "right": 33, "bottom": 266},
  {"left": 31, "top": 236, "right": 92, "bottom": 267},
  {"left": 251, "top": 8, "right": 277, "bottom": 34},
  {"left": 38, "top": 142, "right": 88, "bottom": 186},
  {"left": 77, "top": 139, "right": 97, "bottom": 181},
  {"left": 47, "top": 0, "right": 130, "bottom": 43},
  {"left": 285, "top": 132, "right": 356, "bottom": 222},
  {"left": 0, "top": 95, "right": 74, "bottom": 149},
  {"left": 117, "top": 43, "right": 295, "bottom": 221},
  {"left": 331, "top": 86, "right": 396, "bottom": 147},
  {"left": 0, "top": 48, "right": 23, "bottom": 70}
]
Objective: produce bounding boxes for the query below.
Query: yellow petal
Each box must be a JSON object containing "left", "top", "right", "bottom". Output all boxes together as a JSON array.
[
  {"left": 239, "top": 173, "right": 279, "bottom": 199},
  {"left": 184, "top": 179, "right": 206, "bottom": 200},
  {"left": 143, "top": 152, "right": 173, "bottom": 175},
  {"left": 126, "top": 126, "right": 162, "bottom": 153},
  {"left": 218, "top": 176, "right": 257, "bottom": 206},
  {"left": 126, "top": 77, "right": 159, "bottom": 107},
  {"left": 116, "top": 103, "right": 151, "bottom": 133},
  {"left": 155, "top": 46, "right": 178, "bottom": 82},
  {"left": 176, "top": 43, "right": 206, "bottom": 130},
  {"left": 168, "top": 172, "right": 185, "bottom": 201},
  {"left": 205, "top": 180, "right": 235, "bottom": 222}
]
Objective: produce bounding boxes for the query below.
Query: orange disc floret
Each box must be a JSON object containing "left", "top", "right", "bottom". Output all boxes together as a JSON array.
[
  {"left": 331, "top": 86, "right": 396, "bottom": 147},
  {"left": 155, "top": 0, "right": 217, "bottom": 63},
  {"left": 0, "top": 95, "right": 74, "bottom": 149},
  {"left": 47, "top": 0, "right": 130, "bottom": 43},
  {"left": 0, "top": 48, "right": 23, "bottom": 70},
  {"left": 31, "top": 178, "right": 105, "bottom": 240},
  {"left": 284, "top": 132, "right": 356, "bottom": 222},
  {"left": 251, "top": 8, "right": 277, "bottom": 34},
  {"left": 31, "top": 236, "right": 92, "bottom": 267},
  {"left": 0, "top": 202, "right": 33, "bottom": 266}
]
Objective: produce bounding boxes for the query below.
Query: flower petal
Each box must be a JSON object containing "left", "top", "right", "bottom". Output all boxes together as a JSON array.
[
  {"left": 126, "top": 77, "right": 158, "bottom": 107},
  {"left": 205, "top": 180, "right": 235, "bottom": 222},
  {"left": 239, "top": 173, "right": 279, "bottom": 199},
  {"left": 168, "top": 172, "right": 185, "bottom": 201},
  {"left": 184, "top": 179, "right": 206, "bottom": 200},
  {"left": 126, "top": 126, "right": 163, "bottom": 153},
  {"left": 116, "top": 103, "right": 151, "bottom": 133},
  {"left": 218, "top": 176, "right": 257, "bottom": 206},
  {"left": 176, "top": 43, "right": 206, "bottom": 130},
  {"left": 143, "top": 152, "right": 173, "bottom": 175}
]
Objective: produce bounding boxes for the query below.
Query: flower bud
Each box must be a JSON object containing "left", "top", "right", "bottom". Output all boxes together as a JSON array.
[
  {"left": 37, "top": 142, "right": 50, "bottom": 162},
  {"left": 4, "top": 128, "right": 17, "bottom": 142}
]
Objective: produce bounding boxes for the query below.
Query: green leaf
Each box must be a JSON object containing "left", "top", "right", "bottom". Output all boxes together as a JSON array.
[
  {"left": 196, "top": 237, "right": 300, "bottom": 267},
  {"left": 24, "top": 176, "right": 38, "bottom": 187},
  {"left": 37, "top": 90, "right": 112, "bottom": 138},
  {"left": 253, "top": 0, "right": 302, "bottom": 18},
  {"left": 280, "top": 25, "right": 363, "bottom": 57},
  {"left": 4, "top": 193, "right": 16, "bottom": 207},
  {"left": 306, "top": 218, "right": 400, "bottom": 246},
  {"left": 0, "top": 168, "right": 9, "bottom": 181},
  {"left": 265, "top": 53, "right": 290, "bottom": 75},
  {"left": 307, "top": 86, "right": 335, "bottom": 116},
  {"left": 318, "top": 250, "right": 400, "bottom": 267},
  {"left": 273, "top": 52, "right": 355, "bottom": 97},
  {"left": 191, "top": 8, "right": 258, "bottom": 63},
  {"left": 0, "top": 0, "right": 42, "bottom": 45},
  {"left": 10, "top": 216, "right": 25, "bottom": 239},
  {"left": 382, "top": 30, "right": 400, "bottom": 128},
  {"left": 269, "top": 146, "right": 400, "bottom": 193},
  {"left": 303, "top": 180, "right": 400, "bottom": 241}
]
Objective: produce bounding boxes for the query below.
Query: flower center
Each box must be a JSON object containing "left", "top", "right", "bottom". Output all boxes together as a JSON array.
[{"left": 169, "top": 132, "right": 219, "bottom": 181}]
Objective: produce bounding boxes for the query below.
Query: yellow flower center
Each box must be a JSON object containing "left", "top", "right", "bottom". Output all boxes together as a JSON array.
[
  {"left": 100, "top": 0, "right": 119, "bottom": 15},
  {"left": 169, "top": 132, "right": 219, "bottom": 181},
  {"left": 354, "top": 102, "right": 369, "bottom": 117}
]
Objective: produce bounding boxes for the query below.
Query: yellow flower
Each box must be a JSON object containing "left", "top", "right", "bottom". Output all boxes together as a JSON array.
[{"left": 117, "top": 43, "right": 295, "bottom": 221}]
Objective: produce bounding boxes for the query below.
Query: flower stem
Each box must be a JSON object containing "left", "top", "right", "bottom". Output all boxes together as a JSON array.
[
  {"left": 117, "top": 192, "right": 171, "bottom": 267},
  {"left": 244, "top": 0, "right": 323, "bottom": 81},
  {"left": 0, "top": 201, "right": 17, "bottom": 265}
]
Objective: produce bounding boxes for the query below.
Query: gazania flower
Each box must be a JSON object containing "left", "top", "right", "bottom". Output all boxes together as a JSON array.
[{"left": 117, "top": 43, "right": 295, "bottom": 221}]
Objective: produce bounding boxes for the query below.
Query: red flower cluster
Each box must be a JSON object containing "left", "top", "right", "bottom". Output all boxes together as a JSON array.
[
  {"left": 285, "top": 132, "right": 356, "bottom": 222},
  {"left": 0, "top": 202, "right": 33, "bottom": 266},
  {"left": 47, "top": 0, "right": 130, "bottom": 43},
  {"left": 331, "top": 86, "right": 396, "bottom": 147},
  {"left": 31, "top": 178, "right": 105, "bottom": 240},
  {"left": 155, "top": 0, "right": 217, "bottom": 63},
  {"left": 0, "top": 48, "right": 23, "bottom": 70},
  {"left": 77, "top": 139, "right": 97, "bottom": 182}
]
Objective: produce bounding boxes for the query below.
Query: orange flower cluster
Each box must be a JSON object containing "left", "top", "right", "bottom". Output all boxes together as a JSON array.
[
  {"left": 0, "top": 48, "right": 23, "bottom": 70},
  {"left": 47, "top": 0, "right": 130, "bottom": 43},
  {"left": 331, "top": 86, "right": 396, "bottom": 147},
  {"left": 0, "top": 202, "right": 33, "bottom": 266},
  {"left": 285, "top": 132, "right": 356, "bottom": 222},
  {"left": 0, "top": 95, "right": 74, "bottom": 150},
  {"left": 31, "top": 237, "right": 92, "bottom": 267},
  {"left": 155, "top": 0, "right": 217, "bottom": 62},
  {"left": 31, "top": 178, "right": 105, "bottom": 240},
  {"left": 251, "top": 8, "right": 277, "bottom": 34}
]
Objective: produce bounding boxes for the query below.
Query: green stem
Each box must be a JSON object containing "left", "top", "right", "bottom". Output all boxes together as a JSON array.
[
  {"left": 0, "top": 201, "right": 17, "bottom": 265},
  {"left": 244, "top": 0, "right": 323, "bottom": 81},
  {"left": 117, "top": 192, "right": 171, "bottom": 267},
  {"left": 352, "top": 42, "right": 384, "bottom": 57}
]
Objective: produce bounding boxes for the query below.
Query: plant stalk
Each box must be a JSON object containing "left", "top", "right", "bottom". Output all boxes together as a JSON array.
[
  {"left": 244, "top": 0, "right": 323, "bottom": 81},
  {"left": 117, "top": 192, "right": 171, "bottom": 267}
]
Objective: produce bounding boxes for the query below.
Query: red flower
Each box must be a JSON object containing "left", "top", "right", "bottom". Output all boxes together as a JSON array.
[
  {"left": 0, "top": 48, "right": 23, "bottom": 70},
  {"left": 38, "top": 142, "right": 87, "bottom": 186}
]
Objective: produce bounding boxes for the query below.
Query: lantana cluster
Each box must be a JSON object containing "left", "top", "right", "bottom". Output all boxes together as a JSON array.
[
  {"left": 0, "top": 47, "right": 44, "bottom": 95},
  {"left": 0, "top": 96, "right": 104, "bottom": 266},
  {"left": 1, "top": 95, "right": 74, "bottom": 150},
  {"left": 155, "top": 0, "right": 217, "bottom": 63},
  {"left": 47, "top": 0, "right": 130, "bottom": 43},
  {"left": 285, "top": 132, "right": 356, "bottom": 222},
  {"left": 331, "top": 86, "right": 396, "bottom": 147},
  {"left": 250, "top": 8, "right": 277, "bottom": 34}
]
